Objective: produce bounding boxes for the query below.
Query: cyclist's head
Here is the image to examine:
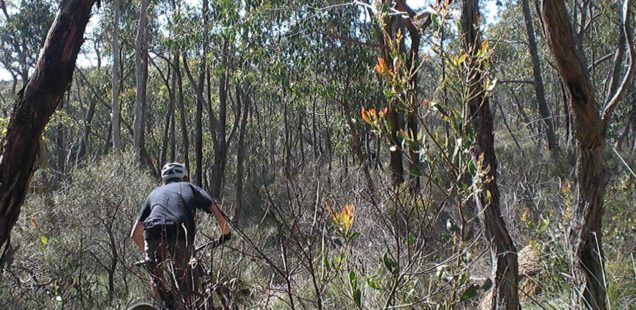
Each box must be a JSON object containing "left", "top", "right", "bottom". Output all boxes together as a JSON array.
[{"left": 161, "top": 162, "right": 188, "bottom": 184}]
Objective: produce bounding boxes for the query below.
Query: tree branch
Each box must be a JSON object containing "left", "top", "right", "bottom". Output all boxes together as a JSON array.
[
  {"left": 588, "top": 52, "right": 614, "bottom": 72},
  {"left": 602, "top": 0, "right": 634, "bottom": 124},
  {"left": 181, "top": 53, "right": 219, "bottom": 129}
]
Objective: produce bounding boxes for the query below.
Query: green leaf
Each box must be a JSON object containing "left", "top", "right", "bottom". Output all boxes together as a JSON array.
[
  {"left": 350, "top": 231, "right": 361, "bottom": 240},
  {"left": 349, "top": 271, "right": 362, "bottom": 307},
  {"left": 382, "top": 253, "right": 399, "bottom": 274},
  {"left": 460, "top": 273, "right": 469, "bottom": 286},
  {"left": 40, "top": 235, "right": 49, "bottom": 245},
  {"left": 537, "top": 217, "right": 550, "bottom": 232},
  {"left": 383, "top": 89, "right": 395, "bottom": 99},
  {"left": 446, "top": 219, "right": 459, "bottom": 232},
  {"left": 461, "top": 284, "right": 479, "bottom": 301},
  {"left": 366, "top": 277, "right": 382, "bottom": 290},
  {"left": 467, "top": 159, "right": 477, "bottom": 177},
  {"left": 349, "top": 271, "right": 358, "bottom": 290},
  {"left": 482, "top": 278, "right": 493, "bottom": 291},
  {"left": 409, "top": 168, "right": 423, "bottom": 177},
  {"left": 430, "top": 13, "right": 439, "bottom": 26},
  {"left": 334, "top": 254, "right": 343, "bottom": 265},
  {"left": 323, "top": 255, "right": 331, "bottom": 272},
  {"left": 407, "top": 233, "right": 415, "bottom": 246},
  {"left": 352, "top": 288, "right": 362, "bottom": 308}
]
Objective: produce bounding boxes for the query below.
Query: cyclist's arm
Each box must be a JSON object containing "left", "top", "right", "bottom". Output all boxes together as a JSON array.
[
  {"left": 130, "top": 219, "right": 145, "bottom": 251},
  {"left": 209, "top": 200, "right": 231, "bottom": 237}
]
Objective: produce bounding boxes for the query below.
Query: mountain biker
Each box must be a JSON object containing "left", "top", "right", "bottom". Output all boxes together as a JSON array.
[{"left": 130, "top": 162, "right": 231, "bottom": 307}]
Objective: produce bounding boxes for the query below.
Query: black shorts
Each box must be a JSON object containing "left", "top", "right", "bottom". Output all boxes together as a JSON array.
[
  {"left": 143, "top": 223, "right": 189, "bottom": 242},
  {"left": 143, "top": 223, "right": 193, "bottom": 263}
]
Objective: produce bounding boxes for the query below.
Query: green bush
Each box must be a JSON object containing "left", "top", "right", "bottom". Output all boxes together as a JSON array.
[{"left": 1, "top": 152, "right": 156, "bottom": 309}]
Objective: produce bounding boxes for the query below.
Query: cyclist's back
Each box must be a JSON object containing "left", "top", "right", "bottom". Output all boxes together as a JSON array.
[
  {"left": 139, "top": 181, "right": 213, "bottom": 243},
  {"left": 130, "top": 162, "right": 231, "bottom": 309}
]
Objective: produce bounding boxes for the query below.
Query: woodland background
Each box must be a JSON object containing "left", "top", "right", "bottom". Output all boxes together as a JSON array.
[{"left": 0, "top": 0, "right": 634, "bottom": 309}]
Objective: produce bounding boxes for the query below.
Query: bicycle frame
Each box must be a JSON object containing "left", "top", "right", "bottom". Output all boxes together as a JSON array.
[{"left": 129, "top": 236, "right": 232, "bottom": 310}]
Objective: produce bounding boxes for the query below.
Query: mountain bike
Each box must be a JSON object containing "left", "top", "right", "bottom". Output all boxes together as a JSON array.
[{"left": 128, "top": 237, "right": 233, "bottom": 310}]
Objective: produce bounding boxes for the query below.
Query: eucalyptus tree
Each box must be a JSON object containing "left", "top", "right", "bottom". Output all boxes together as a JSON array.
[
  {"left": 461, "top": 0, "right": 520, "bottom": 308},
  {"left": 0, "top": 0, "right": 96, "bottom": 258},
  {"left": 541, "top": 0, "right": 634, "bottom": 308},
  {"left": 521, "top": 0, "right": 557, "bottom": 153},
  {"left": 278, "top": 0, "right": 384, "bottom": 183},
  {"left": 370, "top": 0, "right": 445, "bottom": 190},
  {"left": 134, "top": 0, "right": 149, "bottom": 163},
  {"left": 0, "top": 0, "right": 55, "bottom": 92},
  {"left": 111, "top": 0, "right": 122, "bottom": 151}
]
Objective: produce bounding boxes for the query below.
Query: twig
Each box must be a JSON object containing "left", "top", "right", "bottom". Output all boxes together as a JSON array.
[{"left": 612, "top": 146, "right": 636, "bottom": 178}]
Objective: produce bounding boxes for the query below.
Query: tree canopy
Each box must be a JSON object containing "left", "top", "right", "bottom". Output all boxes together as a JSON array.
[{"left": 0, "top": 0, "right": 634, "bottom": 308}]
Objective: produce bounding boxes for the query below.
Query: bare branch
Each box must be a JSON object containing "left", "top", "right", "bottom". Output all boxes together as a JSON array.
[
  {"left": 602, "top": 0, "right": 634, "bottom": 124},
  {"left": 588, "top": 52, "right": 614, "bottom": 72}
]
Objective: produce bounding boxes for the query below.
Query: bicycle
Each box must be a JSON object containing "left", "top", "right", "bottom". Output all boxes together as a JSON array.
[{"left": 128, "top": 237, "right": 233, "bottom": 310}]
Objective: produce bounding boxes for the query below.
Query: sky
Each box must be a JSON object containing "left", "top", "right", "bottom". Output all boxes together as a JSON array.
[{"left": 0, "top": 1, "right": 499, "bottom": 82}]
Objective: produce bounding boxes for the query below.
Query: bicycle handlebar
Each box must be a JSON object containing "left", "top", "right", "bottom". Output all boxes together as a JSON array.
[
  {"left": 194, "top": 233, "right": 231, "bottom": 253},
  {"left": 134, "top": 233, "right": 230, "bottom": 267}
]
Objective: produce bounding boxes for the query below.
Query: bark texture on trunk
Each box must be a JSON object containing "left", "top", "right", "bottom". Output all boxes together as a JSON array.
[
  {"left": 134, "top": 0, "right": 149, "bottom": 162},
  {"left": 397, "top": 0, "right": 422, "bottom": 193},
  {"left": 111, "top": 0, "right": 122, "bottom": 152},
  {"left": 461, "top": 1, "right": 520, "bottom": 309},
  {"left": 0, "top": 0, "right": 95, "bottom": 250},
  {"left": 380, "top": 1, "right": 405, "bottom": 187},
  {"left": 193, "top": 0, "right": 209, "bottom": 187},
  {"left": 234, "top": 85, "right": 251, "bottom": 226},
  {"left": 541, "top": 1, "right": 634, "bottom": 308}
]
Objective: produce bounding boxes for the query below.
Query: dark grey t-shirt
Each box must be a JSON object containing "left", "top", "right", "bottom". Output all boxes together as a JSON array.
[{"left": 137, "top": 182, "right": 213, "bottom": 234}]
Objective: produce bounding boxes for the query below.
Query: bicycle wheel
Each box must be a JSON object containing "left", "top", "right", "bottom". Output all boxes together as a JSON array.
[{"left": 127, "top": 302, "right": 157, "bottom": 310}]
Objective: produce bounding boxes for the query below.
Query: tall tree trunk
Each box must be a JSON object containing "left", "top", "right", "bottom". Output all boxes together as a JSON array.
[
  {"left": 340, "top": 69, "right": 375, "bottom": 192},
  {"left": 134, "top": 0, "right": 149, "bottom": 163},
  {"left": 176, "top": 53, "right": 190, "bottom": 171},
  {"left": 194, "top": 71, "right": 204, "bottom": 186},
  {"left": 380, "top": 6, "right": 405, "bottom": 187},
  {"left": 193, "top": 0, "right": 209, "bottom": 187},
  {"left": 169, "top": 59, "right": 177, "bottom": 162},
  {"left": 311, "top": 97, "right": 319, "bottom": 160},
  {"left": 462, "top": 1, "right": 520, "bottom": 309},
  {"left": 0, "top": 0, "right": 96, "bottom": 252},
  {"left": 615, "top": 79, "right": 636, "bottom": 151},
  {"left": 160, "top": 66, "right": 174, "bottom": 166},
  {"left": 111, "top": 0, "right": 122, "bottom": 152},
  {"left": 19, "top": 39, "right": 28, "bottom": 84},
  {"left": 521, "top": 0, "right": 558, "bottom": 153},
  {"left": 211, "top": 65, "right": 230, "bottom": 198},
  {"left": 54, "top": 97, "right": 67, "bottom": 175},
  {"left": 234, "top": 85, "right": 251, "bottom": 226},
  {"left": 541, "top": 1, "right": 634, "bottom": 308},
  {"left": 76, "top": 74, "right": 96, "bottom": 162},
  {"left": 392, "top": 0, "right": 425, "bottom": 193},
  {"left": 406, "top": 21, "right": 421, "bottom": 193},
  {"left": 298, "top": 109, "right": 305, "bottom": 166},
  {"left": 378, "top": 0, "right": 437, "bottom": 188}
]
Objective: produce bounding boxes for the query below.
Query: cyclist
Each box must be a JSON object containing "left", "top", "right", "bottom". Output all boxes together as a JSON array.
[{"left": 130, "top": 162, "right": 231, "bottom": 308}]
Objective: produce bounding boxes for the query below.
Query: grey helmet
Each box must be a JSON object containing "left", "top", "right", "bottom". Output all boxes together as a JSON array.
[{"left": 161, "top": 162, "right": 188, "bottom": 182}]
